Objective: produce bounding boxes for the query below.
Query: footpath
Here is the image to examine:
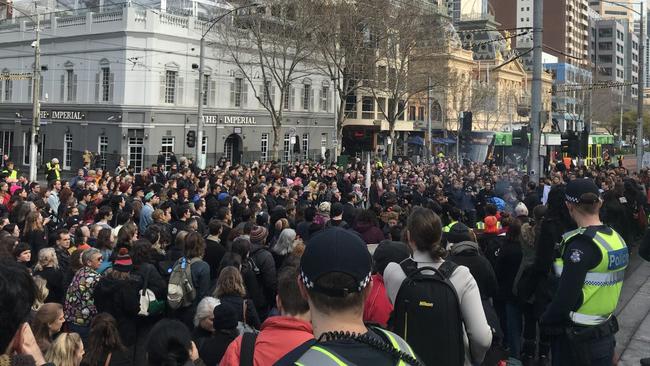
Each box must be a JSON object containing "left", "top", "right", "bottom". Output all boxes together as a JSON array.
[{"left": 615, "top": 245, "right": 650, "bottom": 365}]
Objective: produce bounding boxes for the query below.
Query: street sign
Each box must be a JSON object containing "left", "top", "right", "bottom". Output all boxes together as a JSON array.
[
  {"left": 0, "top": 72, "right": 32, "bottom": 80},
  {"left": 290, "top": 136, "right": 296, "bottom": 144}
]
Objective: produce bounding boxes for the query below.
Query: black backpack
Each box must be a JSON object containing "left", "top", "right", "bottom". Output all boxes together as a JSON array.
[{"left": 389, "top": 259, "right": 464, "bottom": 366}]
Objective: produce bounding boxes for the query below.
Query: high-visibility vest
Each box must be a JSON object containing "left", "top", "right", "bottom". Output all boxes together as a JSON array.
[
  {"left": 476, "top": 221, "right": 502, "bottom": 230},
  {"left": 553, "top": 227, "right": 628, "bottom": 325},
  {"left": 442, "top": 221, "right": 458, "bottom": 233},
  {"left": 295, "top": 328, "right": 417, "bottom": 366},
  {"left": 1, "top": 168, "right": 17, "bottom": 180},
  {"left": 46, "top": 163, "right": 61, "bottom": 180}
]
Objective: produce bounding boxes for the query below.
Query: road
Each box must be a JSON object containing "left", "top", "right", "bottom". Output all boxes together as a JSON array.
[{"left": 614, "top": 244, "right": 650, "bottom": 365}]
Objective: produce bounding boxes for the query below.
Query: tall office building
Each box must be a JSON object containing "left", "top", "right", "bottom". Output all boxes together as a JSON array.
[
  {"left": 590, "top": 0, "right": 636, "bottom": 32},
  {"left": 491, "top": 0, "right": 590, "bottom": 69}
]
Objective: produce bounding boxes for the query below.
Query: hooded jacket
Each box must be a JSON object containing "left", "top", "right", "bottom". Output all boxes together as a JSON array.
[
  {"left": 447, "top": 241, "right": 498, "bottom": 300},
  {"left": 219, "top": 316, "right": 313, "bottom": 366}
]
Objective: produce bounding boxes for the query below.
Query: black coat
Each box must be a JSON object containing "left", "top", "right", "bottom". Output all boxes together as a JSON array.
[
  {"left": 204, "top": 238, "right": 227, "bottom": 281},
  {"left": 447, "top": 242, "right": 498, "bottom": 300},
  {"left": 218, "top": 295, "right": 261, "bottom": 329},
  {"left": 193, "top": 327, "right": 238, "bottom": 366},
  {"left": 94, "top": 276, "right": 141, "bottom": 346},
  {"left": 34, "top": 266, "right": 65, "bottom": 304},
  {"left": 249, "top": 244, "right": 277, "bottom": 312}
]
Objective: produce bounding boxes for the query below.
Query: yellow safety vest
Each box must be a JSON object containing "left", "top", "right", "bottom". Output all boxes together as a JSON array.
[
  {"left": 476, "top": 221, "right": 502, "bottom": 230},
  {"left": 46, "top": 163, "right": 61, "bottom": 180},
  {"left": 2, "top": 168, "right": 17, "bottom": 180},
  {"left": 553, "top": 227, "right": 628, "bottom": 325},
  {"left": 443, "top": 221, "right": 458, "bottom": 233},
  {"left": 294, "top": 328, "right": 417, "bottom": 366}
]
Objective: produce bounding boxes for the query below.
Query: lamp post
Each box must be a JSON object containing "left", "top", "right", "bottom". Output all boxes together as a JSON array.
[
  {"left": 195, "top": 2, "right": 259, "bottom": 169},
  {"left": 598, "top": 0, "right": 644, "bottom": 171},
  {"left": 1, "top": 1, "right": 40, "bottom": 182}
]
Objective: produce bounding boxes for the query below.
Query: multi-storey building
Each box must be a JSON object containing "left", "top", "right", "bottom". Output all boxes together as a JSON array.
[
  {"left": 0, "top": 3, "right": 336, "bottom": 172},
  {"left": 544, "top": 62, "right": 593, "bottom": 132},
  {"left": 491, "top": 0, "right": 590, "bottom": 69},
  {"left": 590, "top": 0, "right": 636, "bottom": 32},
  {"left": 592, "top": 18, "right": 639, "bottom": 101}
]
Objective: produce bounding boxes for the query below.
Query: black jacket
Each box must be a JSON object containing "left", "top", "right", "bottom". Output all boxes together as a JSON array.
[
  {"left": 193, "top": 327, "right": 239, "bottom": 366},
  {"left": 218, "top": 295, "right": 261, "bottom": 329},
  {"left": 447, "top": 241, "right": 498, "bottom": 300},
  {"left": 34, "top": 266, "right": 65, "bottom": 304},
  {"left": 204, "top": 238, "right": 227, "bottom": 281},
  {"left": 249, "top": 244, "right": 277, "bottom": 312},
  {"left": 94, "top": 275, "right": 141, "bottom": 346}
]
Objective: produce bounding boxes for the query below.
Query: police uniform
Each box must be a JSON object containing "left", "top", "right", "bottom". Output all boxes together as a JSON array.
[
  {"left": 541, "top": 179, "right": 628, "bottom": 366},
  {"left": 442, "top": 220, "right": 458, "bottom": 233},
  {"left": 275, "top": 228, "right": 422, "bottom": 366}
]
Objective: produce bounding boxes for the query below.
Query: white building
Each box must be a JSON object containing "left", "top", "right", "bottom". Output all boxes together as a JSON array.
[{"left": 0, "top": 3, "right": 336, "bottom": 172}]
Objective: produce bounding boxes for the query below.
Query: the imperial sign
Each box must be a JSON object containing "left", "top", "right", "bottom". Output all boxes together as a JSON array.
[
  {"left": 39, "top": 110, "right": 86, "bottom": 120},
  {"left": 224, "top": 116, "right": 256, "bottom": 125}
]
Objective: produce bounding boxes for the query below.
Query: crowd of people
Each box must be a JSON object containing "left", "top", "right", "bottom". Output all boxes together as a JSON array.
[{"left": 0, "top": 152, "right": 648, "bottom": 366}]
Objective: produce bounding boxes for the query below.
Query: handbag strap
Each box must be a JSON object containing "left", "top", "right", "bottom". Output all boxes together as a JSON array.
[
  {"left": 104, "top": 352, "right": 112, "bottom": 366},
  {"left": 141, "top": 265, "right": 151, "bottom": 292},
  {"left": 242, "top": 299, "right": 248, "bottom": 325},
  {"left": 239, "top": 332, "right": 258, "bottom": 366}
]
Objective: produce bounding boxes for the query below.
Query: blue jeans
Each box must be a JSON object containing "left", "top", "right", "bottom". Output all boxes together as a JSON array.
[
  {"left": 506, "top": 302, "right": 523, "bottom": 359},
  {"left": 551, "top": 333, "right": 615, "bottom": 366}
]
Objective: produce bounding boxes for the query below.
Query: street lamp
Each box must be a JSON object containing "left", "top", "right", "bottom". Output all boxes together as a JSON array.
[
  {"left": 598, "top": 0, "right": 644, "bottom": 171},
  {"left": 195, "top": 2, "right": 259, "bottom": 169}
]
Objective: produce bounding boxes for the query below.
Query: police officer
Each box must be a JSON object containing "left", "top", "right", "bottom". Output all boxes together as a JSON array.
[
  {"left": 540, "top": 178, "right": 628, "bottom": 366},
  {"left": 46, "top": 158, "right": 61, "bottom": 183},
  {"left": 1, "top": 160, "right": 18, "bottom": 182},
  {"left": 276, "top": 227, "right": 422, "bottom": 366}
]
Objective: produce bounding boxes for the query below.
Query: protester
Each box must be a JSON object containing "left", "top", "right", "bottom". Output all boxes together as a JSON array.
[{"left": 32, "top": 303, "right": 65, "bottom": 354}]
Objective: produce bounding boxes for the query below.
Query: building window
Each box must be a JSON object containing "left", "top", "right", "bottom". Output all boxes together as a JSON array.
[
  {"left": 128, "top": 134, "right": 144, "bottom": 173},
  {"left": 101, "top": 67, "right": 111, "bottom": 101},
  {"left": 261, "top": 80, "right": 274, "bottom": 108},
  {"left": 283, "top": 133, "right": 290, "bottom": 162},
  {"left": 408, "top": 106, "right": 416, "bottom": 120},
  {"left": 302, "top": 133, "right": 309, "bottom": 161},
  {"left": 161, "top": 136, "right": 175, "bottom": 171},
  {"left": 201, "top": 76, "right": 210, "bottom": 106},
  {"left": 165, "top": 70, "right": 177, "bottom": 104},
  {"left": 0, "top": 131, "right": 13, "bottom": 160},
  {"left": 284, "top": 85, "right": 292, "bottom": 110},
  {"left": 303, "top": 84, "right": 312, "bottom": 111},
  {"left": 66, "top": 70, "right": 75, "bottom": 102},
  {"left": 63, "top": 133, "right": 72, "bottom": 170},
  {"left": 98, "top": 136, "right": 108, "bottom": 170},
  {"left": 1, "top": 69, "right": 11, "bottom": 102},
  {"left": 231, "top": 77, "right": 247, "bottom": 108},
  {"left": 321, "top": 86, "right": 330, "bottom": 112},
  {"left": 261, "top": 133, "right": 269, "bottom": 161},
  {"left": 418, "top": 106, "right": 425, "bottom": 121},
  {"left": 362, "top": 96, "right": 374, "bottom": 119},
  {"left": 345, "top": 95, "right": 357, "bottom": 118}
]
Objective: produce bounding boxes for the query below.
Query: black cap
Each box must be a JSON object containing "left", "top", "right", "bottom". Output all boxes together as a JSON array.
[
  {"left": 565, "top": 178, "right": 600, "bottom": 204},
  {"left": 372, "top": 240, "right": 410, "bottom": 275},
  {"left": 66, "top": 216, "right": 80, "bottom": 228},
  {"left": 213, "top": 301, "right": 238, "bottom": 330},
  {"left": 446, "top": 222, "right": 473, "bottom": 244},
  {"left": 300, "top": 227, "right": 372, "bottom": 297},
  {"left": 330, "top": 202, "right": 344, "bottom": 218}
]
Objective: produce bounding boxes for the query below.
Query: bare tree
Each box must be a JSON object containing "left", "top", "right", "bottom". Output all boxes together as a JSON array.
[
  {"left": 364, "top": 0, "right": 451, "bottom": 161},
  {"left": 220, "top": 0, "right": 319, "bottom": 161}
]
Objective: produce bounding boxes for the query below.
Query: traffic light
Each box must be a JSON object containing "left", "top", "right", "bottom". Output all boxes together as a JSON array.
[
  {"left": 462, "top": 111, "right": 473, "bottom": 132},
  {"left": 186, "top": 130, "right": 196, "bottom": 148}
]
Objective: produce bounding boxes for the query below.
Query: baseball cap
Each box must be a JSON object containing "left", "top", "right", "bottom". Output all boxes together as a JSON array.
[
  {"left": 565, "top": 178, "right": 600, "bottom": 204},
  {"left": 446, "top": 222, "right": 473, "bottom": 244},
  {"left": 300, "top": 227, "right": 372, "bottom": 297}
]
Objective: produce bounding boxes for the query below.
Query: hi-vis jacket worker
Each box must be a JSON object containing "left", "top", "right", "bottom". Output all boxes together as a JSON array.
[
  {"left": 46, "top": 158, "right": 61, "bottom": 183},
  {"left": 540, "top": 178, "right": 627, "bottom": 366}
]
